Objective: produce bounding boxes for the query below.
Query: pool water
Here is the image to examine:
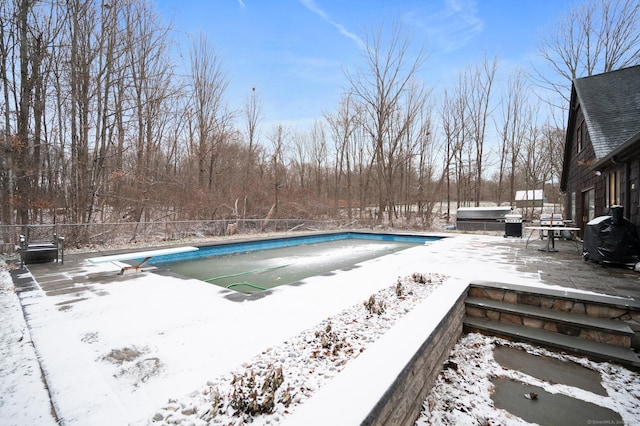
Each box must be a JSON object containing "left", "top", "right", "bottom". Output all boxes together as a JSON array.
[{"left": 158, "top": 238, "right": 422, "bottom": 294}]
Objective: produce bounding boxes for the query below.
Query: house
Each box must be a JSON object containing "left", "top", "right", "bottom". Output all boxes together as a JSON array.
[
  {"left": 515, "top": 189, "right": 544, "bottom": 208},
  {"left": 560, "top": 65, "right": 640, "bottom": 235}
]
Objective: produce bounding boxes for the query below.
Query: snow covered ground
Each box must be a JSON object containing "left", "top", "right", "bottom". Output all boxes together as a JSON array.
[
  {"left": 419, "top": 333, "right": 640, "bottom": 425},
  {"left": 1, "top": 233, "right": 639, "bottom": 425},
  {"left": 0, "top": 263, "right": 58, "bottom": 426}
]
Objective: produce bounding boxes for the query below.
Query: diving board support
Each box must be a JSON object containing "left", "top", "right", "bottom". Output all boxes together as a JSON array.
[
  {"left": 88, "top": 246, "right": 199, "bottom": 274},
  {"left": 118, "top": 255, "right": 152, "bottom": 275}
]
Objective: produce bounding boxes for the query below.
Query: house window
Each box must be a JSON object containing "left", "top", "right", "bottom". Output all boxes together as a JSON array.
[
  {"left": 582, "top": 188, "right": 595, "bottom": 224},
  {"left": 605, "top": 169, "right": 621, "bottom": 207},
  {"left": 570, "top": 192, "right": 576, "bottom": 222},
  {"left": 576, "top": 120, "right": 584, "bottom": 153}
]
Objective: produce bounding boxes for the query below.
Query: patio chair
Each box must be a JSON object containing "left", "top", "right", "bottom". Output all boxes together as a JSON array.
[{"left": 19, "top": 224, "right": 65, "bottom": 268}]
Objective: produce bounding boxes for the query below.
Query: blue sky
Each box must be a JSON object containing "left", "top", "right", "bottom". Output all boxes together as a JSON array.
[{"left": 155, "top": 0, "right": 572, "bottom": 130}]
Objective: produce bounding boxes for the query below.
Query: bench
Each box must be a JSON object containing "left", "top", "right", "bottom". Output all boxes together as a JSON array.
[
  {"left": 87, "top": 246, "right": 199, "bottom": 274},
  {"left": 19, "top": 225, "right": 65, "bottom": 268}
]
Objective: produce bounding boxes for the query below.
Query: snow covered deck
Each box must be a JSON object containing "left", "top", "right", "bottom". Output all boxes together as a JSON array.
[{"left": 4, "top": 233, "right": 640, "bottom": 424}]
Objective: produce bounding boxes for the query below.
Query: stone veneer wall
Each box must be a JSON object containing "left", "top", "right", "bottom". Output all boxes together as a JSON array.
[{"left": 363, "top": 291, "right": 467, "bottom": 425}]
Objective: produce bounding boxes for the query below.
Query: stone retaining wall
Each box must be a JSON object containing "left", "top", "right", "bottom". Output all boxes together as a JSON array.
[
  {"left": 284, "top": 279, "right": 469, "bottom": 426},
  {"left": 365, "top": 292, "right": 467, "bottom": 425}
]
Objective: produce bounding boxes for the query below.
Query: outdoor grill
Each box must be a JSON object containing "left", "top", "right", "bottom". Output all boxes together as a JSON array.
[
  {"left": 539, "top": 213, "right": 564, "bottom": 239},
  {"left": 503, "top": 214, "right": 523, "bottom": 238},
  {"left": 540, "top": 213, "right": 563, "bottom": 227},
  {"left": 583, "top": 205, "right": 639, "bottom": 266}
]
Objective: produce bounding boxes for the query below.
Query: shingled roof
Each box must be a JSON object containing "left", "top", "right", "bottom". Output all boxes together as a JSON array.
[{"left": 573, "top": 65, "right": 640, "bottom": 160}]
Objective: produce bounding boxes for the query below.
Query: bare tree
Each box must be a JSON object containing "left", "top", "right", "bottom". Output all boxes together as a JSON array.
[
  {"left": 326, "top": 94, "right": 358, "bottom": 218},
  {"left": 442, "top": 73, "right": 474, "bottom": 209},
  {"left": 15, "top": 0, "right": 31, "bottom": 224},
  {"left": 535, "top": 0, "right": 640, "bottom": 105},
  {"left": 66, "top": 0, "right": 99, "bottom": 223},
  {"left": 520, "top": 107, "right": 553, "bottom": 218},
  {"left": 466, "top": 55, "right": 497, "bottom": 206},
  {"left": 347, "top": 23, "right": 429, "bottom": 224},
  {"left": 309, "top": 120, "right": 327, "bottom": 197},
  {"left": 4, "top": 0, "right": 67, "bottom": 224},
  {"left": 124, "top": 0, "right": 175, "bottom": 222},
  {"left": 541, "top": 123, "right": 566, "bottom": 205},
  {"left": 439, "top": 90, "right": 461, "bottom": 221},
  {"left": 496, "top": 68, "right": 528, "bottom": 207},
  {"left": 189, "top": 32, "right": 229, "bottom": 190},
  {"left": 352, "top": 111, "right": 372, "bottom": 220},
  {"left": 413, "top": 109, "right": 440, "bottom": 226},
  {"left": 267, "top": 124, "right": 288, "bottom": 220},
  {"left": 0, "top": 0, "right": 17, "bottom": 224},
  {"left": 290, "top": 129, "right": 309, "bottom": 190},
  {"left": 243, "top": 86, "right": 262, "bottom": 194}
]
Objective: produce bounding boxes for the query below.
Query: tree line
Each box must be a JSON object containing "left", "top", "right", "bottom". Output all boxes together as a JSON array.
[{"left": 1, "top": 0, "right": 638, "bottom": 227}]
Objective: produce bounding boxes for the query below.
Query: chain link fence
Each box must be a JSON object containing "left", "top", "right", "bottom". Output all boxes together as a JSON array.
[{"left": 0, "top": 219, "right": 371, "bottom": 255}]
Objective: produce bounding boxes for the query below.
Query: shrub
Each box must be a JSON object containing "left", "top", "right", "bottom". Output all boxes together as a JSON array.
[
  {"left": 364, "top": 295, "right": 385, "bottom": 315},
  {"left": 228, "top": 366, "right": 290, "bottom": 416}
]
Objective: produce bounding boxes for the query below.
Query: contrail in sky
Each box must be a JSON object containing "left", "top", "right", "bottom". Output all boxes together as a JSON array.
[{"left": 300, "top": 0, "right": 365, "bottom": 49}]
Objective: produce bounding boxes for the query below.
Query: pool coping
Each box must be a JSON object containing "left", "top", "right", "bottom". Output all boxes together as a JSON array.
[
  {"left": 150, "top": 230, "right": 443, "bottom": 262},
  {"left": 65, "top": 229, "right": 450, "bottom": 261}
]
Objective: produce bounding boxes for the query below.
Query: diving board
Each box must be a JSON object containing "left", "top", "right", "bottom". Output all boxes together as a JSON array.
[{"left": 88, "top": 246, "right": 198, "bottom": 274}]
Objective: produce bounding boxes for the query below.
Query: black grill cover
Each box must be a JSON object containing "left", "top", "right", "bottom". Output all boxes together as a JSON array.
[{"left": 583, "top": 207, "right": 639, "bottom": 266}]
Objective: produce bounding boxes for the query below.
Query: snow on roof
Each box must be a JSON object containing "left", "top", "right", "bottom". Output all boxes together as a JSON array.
[
  {"left": 456, "top": 206, "right": 512, "bottom": 211},
  {"left": 515, "top": 189, "right": 544, "bottom": 201}
]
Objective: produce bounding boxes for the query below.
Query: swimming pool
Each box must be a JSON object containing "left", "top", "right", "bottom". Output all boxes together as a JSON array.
[{"left": 148, "top": 232, "right": 440, "bottom": 295}]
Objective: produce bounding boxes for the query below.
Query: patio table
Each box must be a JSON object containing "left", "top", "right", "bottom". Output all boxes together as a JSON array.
[{"left": 525, "top": 226, "right": 581, "bottom": 252}]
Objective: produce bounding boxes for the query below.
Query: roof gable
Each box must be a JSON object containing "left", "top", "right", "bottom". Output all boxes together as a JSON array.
[{"left": 573, "top": 65, "right": 640, "bottom": 160}]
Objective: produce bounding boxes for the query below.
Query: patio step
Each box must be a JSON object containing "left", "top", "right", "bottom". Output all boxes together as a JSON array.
[
  {"left": 464, "top": 280, "right": 640, "bottom": 369},
  {"left": 464, "top": 317, "right": 640, "bottom": 368},
  {"left": 468, "top": 280, "right": 640, "bottom": 312},
  {"left": 466, "top": 297, "right": 634, "bottom": 347}
]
